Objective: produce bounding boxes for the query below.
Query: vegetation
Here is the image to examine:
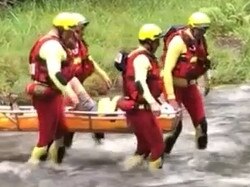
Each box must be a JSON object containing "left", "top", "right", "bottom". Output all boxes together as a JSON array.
[{"left": 0, "top": 0, "right": 249, "bottom": 96}]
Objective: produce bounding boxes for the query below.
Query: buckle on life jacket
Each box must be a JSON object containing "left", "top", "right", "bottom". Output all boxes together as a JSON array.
[
  {"left": 137, "top": 104, "right": 150, "bottom": 110},
  {"left": 173, "top": 77, "right": 196, "bottom": 87}
]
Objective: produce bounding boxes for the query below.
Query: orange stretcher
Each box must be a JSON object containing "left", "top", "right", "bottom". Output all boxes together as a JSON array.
[{"left": 0, "top": 105, "right": 181, "bottom": 133}]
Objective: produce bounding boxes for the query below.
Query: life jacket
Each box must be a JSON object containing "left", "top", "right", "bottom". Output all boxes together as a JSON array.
[
  {"left": 71, "top": 39, "right": 95, "bottom": 83},
  {"left": 29, "top": 35, "right": 75, "bottom": 86},
  {"left": 161, "top": 25, "right": 210, "bottom": 80},
  {"left": 123, "top": 49, "right": 163, "bottom": 104}
]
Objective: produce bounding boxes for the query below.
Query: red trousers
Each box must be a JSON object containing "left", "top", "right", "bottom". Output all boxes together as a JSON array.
[
  {"left": 175, "top": 84, "right": 205, "bottom": 126},
  {"left": 126, "top": 109, "right": 165, "bottom": 161},
  {"left": 32, "top": 94, "right": 67, "bottom": 147}
]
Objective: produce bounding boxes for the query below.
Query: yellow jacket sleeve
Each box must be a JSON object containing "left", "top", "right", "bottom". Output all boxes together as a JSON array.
[
  {"left": 133, "top": 54, "right": 156, "bottom": 104},
  {"left": 163, "top": 35, "right": 186, "bottom": 100},
  {"left": 39, "top": 40, "right": 67, "bottom": 92}
]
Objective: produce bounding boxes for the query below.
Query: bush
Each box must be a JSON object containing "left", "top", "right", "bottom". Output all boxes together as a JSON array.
[{"left": 0, "top": 0, "right": 249, "bottom": 95}]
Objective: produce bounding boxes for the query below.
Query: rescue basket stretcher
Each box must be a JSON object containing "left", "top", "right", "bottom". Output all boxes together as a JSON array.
[{"left": 0, "top": 105, "right": 181, "bottom": 133}]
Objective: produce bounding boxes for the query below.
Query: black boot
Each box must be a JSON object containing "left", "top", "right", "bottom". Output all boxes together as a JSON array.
[
  {"left": 195, "top": 117, "right": 208, "bottom": 149},
  {"left": 56, "top": 146, "right": 66, "bottom": 164},
  {"left": 93, "top": 133, "right": 105, "bottom": 144},
  {"left": 164, "top": 121, "right": 182, "bottom": 154},
  {"left": 63, "top": 132, "right": 75, "bottom": 148}
]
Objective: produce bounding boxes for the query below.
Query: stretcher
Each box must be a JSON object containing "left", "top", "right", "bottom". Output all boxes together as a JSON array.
[{"left": 0, "top": 97, "right": 182, "bottom": 133}]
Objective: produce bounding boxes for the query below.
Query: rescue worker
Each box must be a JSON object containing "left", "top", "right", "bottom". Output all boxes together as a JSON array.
[
  {"left": 162, "top": 12, "right": 211, "bottom": 154},
  {"left": 118, "top": 24, "right": 165, "bottom": 172},
  {"left": 27, "top": 12, "right": 81, "bottom": 165},
  {"left": 63, "top": 12, "right": 112, "bottom": 147}
]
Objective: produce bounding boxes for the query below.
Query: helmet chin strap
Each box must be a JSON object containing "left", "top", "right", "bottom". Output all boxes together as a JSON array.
[
  {"left": 56, "top": 27, "right": 64, "bottom": 40},
  {"left": 190, "top": 28, "right": 202, "bottom": 41},
  {"left": 58, "top": 28, "right": 78, "bottom": 50},
  {"left": 144, "top": 40, "right": 154, "bottom": 53},
  {"left": 190, "top": 28, "right": 195, "bottom": 37}
]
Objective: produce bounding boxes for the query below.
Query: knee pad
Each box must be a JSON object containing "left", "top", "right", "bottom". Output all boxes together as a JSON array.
[
  {"left": 164, "top": 121, "right": 182, "bottom": 154},
  {"left": 195, "top": 117, "right": 207, "bottom": 136},
  {"left": 196, "top": 117, "right": 208, "bottom": 149},
  {"left": 173, "top": 120, "right": 183, "bottom": 137},
  {"left": 199, "top": 117, "right": 207, "bottom": 135}
]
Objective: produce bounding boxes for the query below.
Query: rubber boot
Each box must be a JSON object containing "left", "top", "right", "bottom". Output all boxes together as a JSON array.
[
  {"left": 48, "top": 138, "right": 66, "bottom": 164},
  {"left": 38, "top": 141, "right": 53, "bottom": 161},
  {"left": 195, "top": 118, "right": 208, "bottom": 149},
  {"left": 148, "top": 157, "right": 163, "bottom": 172},
  {"left": 92, "top": 133, "right": 105, "bottom": 144},
  {"left": 28, "top": 146, "right": 47, "bottom": 165},
  {"left": 164, "top": 121, "right": 182, "bottom": 154},
  {"left": 63, "top": 132, "right": 75, "bottom": 148},
  {"left": 122, "top": 154, "right": 144, "bottom": 171}
]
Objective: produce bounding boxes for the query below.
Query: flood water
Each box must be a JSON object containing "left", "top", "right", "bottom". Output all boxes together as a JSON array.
[{"left": 0, "top": 84, "right": 250, "bottom": 187}]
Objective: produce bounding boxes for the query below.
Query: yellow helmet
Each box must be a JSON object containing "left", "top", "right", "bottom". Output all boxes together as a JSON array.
[
  {"left": 138, "top": 23, "right": 163, "bottom": 41},
  {"left": 188, "top": 12, "right": 211, "bottom": 28},
  {"left": 52, "top": 12, "right": 79, "bottom": 30},
  {"left": 71, "top": 13, "right": 89, "bottom": 26}
]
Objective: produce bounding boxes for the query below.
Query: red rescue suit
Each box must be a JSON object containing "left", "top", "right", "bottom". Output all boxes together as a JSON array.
[
  {"left": 28, "top": 35, "right": 75, "bottom": 147},
  {"left": 122, "top": 49, "right": 165, "bottom": 161},
  {"left": 162, "top": 29, "right": 209, "bottom": 126}
]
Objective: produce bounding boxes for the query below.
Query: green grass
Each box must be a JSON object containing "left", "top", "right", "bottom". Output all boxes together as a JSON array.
[{"left": 0, "top": 0, "right": 250, "bottom": 94}]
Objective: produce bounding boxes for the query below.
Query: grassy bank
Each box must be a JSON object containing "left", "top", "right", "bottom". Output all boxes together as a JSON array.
[{"left": 0, "top": 0, "right": 249, "bottom": 96}]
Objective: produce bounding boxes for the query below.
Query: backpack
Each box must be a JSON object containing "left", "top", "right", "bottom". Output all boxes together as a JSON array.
[
  {"left": 160, "top": 25, "right": 186, "bottom": 66},
  {"left": 162, "top": 25, "right": 186, "bottom": 49},
  {"left": 113, "top": 50, "right": 129, "bottom": 72},
  {"left": 113, "top": 48, "right": 150, "bottom": 72}
]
